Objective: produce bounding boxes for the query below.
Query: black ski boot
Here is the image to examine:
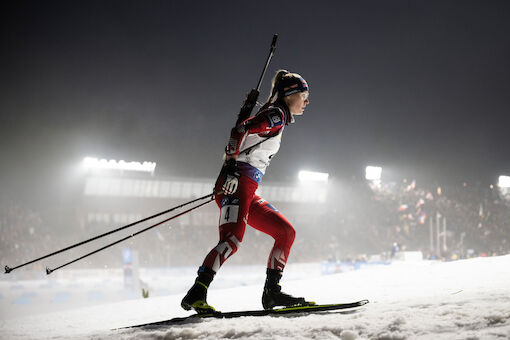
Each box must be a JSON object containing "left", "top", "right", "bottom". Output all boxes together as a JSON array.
[
  {"left": 181, "top": 266, "right": 216, "bottom": 313},
  {"left": 262, "top": 269, "right": 314, "bottom": 310}
]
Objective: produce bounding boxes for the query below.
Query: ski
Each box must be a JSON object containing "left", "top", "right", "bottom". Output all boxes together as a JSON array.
[{"left": 119, "top": 299, "right": 369, "bottom": 329}]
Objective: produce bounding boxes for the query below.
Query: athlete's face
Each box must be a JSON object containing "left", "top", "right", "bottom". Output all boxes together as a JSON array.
[{"left": 284, "top": 91, "right": 309, "bottom": 115}]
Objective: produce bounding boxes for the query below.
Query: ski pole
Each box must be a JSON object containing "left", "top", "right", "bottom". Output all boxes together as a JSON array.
[
  {"left": 45, "top": 196, "right": 215, "bottom": 274},
  {"left": 4, "top": 192, "right": 214, "bottom": 274}
]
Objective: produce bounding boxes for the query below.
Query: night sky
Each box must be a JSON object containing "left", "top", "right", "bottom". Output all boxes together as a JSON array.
[{"left": 1, "top": 1, "right": 510, "bottom": 208}]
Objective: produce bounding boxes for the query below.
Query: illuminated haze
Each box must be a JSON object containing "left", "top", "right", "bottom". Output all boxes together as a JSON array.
[{"left": 1, "top": 1, "right": 509, "bottom": 269}]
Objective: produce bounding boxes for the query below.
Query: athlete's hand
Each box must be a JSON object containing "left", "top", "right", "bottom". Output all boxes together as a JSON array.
[
  {"left": 222, "top": 174, "right": 239, "bottom": 195},
  {"left": 222, "top": 159, "right": 240, "bottom": 195}
]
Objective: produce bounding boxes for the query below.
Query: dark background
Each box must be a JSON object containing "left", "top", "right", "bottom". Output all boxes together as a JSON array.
[{"left": 2, "top": 0, "right": 509, "bottom": 210}]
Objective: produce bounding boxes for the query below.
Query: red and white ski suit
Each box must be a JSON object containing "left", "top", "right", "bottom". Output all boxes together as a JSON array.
[{"left": 202, "top": 102, "right": 296, "bottom": 273}]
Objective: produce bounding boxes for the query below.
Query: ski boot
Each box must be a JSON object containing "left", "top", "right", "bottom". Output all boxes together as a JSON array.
[
  {"left": 262, "top": 268, "right": 315, "bottom": 310},
  {"left": 181, "top": 266, "right": 216, "bottom": 314}
]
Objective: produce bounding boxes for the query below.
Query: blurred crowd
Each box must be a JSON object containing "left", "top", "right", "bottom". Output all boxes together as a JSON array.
[
  {"left": 1, "top": 179, "right": 509, "bottom": 271},
  {"left": 321, "top": 179, "right": 510, "bottom": 261}
]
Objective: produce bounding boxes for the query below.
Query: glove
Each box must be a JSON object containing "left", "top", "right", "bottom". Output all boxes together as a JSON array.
[
  {"left": 223, "top": 174, "right": 239, "bottom": 195},
  {"left": 222, "top": 159, "right": 240, "bottom": 195}
]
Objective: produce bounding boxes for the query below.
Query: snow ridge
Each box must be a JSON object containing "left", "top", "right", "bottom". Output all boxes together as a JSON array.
[{"left": 1, "top": 255, "right": 510, "bottom": 339}]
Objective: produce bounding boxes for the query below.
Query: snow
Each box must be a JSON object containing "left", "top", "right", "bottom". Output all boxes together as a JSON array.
[{"left": 1, "top": 255, "right": 510, "bottom": 339}]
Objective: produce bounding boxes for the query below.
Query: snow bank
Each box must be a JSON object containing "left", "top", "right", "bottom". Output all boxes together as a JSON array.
[{"left": 1, "top": 255, "right": 509, "bottom": 339}]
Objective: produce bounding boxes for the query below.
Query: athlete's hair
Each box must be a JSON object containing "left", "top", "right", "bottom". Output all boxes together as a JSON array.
[{"left": 265, "top": 70, "right": 308, "bottom": 106}]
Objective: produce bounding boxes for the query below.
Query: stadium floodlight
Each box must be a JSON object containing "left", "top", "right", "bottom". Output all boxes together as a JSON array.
[
  {"left": 498, "top": 175, "right": 510, "bottom": 188},
  {"left": 365, "top": 166, "right": 382, "bottom": 181},
  {"left": 83, "top": 157, "right": 156, "bottom": 173},
  {"left": 298, "top": 170, "right": 329, "bottom": 183}
]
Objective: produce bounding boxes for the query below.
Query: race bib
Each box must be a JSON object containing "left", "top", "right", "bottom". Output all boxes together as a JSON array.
[{"left": 220, "top": 202, "right": 239, "bottom": 225}]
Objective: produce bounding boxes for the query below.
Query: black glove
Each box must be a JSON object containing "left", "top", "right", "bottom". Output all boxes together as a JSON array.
[{"left": 222, "top": 159, "right": 240, "bottom": 195}]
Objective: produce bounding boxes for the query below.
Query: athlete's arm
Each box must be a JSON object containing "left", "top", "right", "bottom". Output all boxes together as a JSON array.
[{"left": 225, "top": 108, "right": 285, "bottom": 157}]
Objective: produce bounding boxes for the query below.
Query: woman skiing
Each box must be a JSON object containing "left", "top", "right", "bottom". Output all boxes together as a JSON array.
[{"left": 181, "top": 70, "right": 311, "bottom": 313}]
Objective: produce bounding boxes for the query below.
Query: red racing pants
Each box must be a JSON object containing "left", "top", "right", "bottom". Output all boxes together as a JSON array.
[{"left": 202, "top": 174, "right": 296, "bottom": 273}]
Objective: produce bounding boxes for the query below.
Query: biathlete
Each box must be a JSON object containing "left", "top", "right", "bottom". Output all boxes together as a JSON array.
[{"left": 181, "top": 70, "right": 312, "bottom": 313}]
